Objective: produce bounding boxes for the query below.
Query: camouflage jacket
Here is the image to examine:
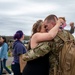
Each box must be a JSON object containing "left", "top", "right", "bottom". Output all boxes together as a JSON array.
[
  {"left": 69, "top": 27, "right": 74, "bottom": 34},
  {"left": 22, "top": 30, "right": 75, "bottom": 75},
  {"left": 65, "top": 26, "right": 74, "bottom": 34}
]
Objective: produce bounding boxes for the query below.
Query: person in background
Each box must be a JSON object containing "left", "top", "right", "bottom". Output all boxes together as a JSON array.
[
  {"left": 59, "top": 17, "right": 67, "bottom": 29},
  {"left": 0, "top": 38, "right": 3, "bottom": 74},
  {"left": 0, "top": 36, "right": 12, "bottom": 75},
  {"left": 11, "top": 30, "right": 27, "bottom": 75},
  {"left": 69, "top": 22, "right": 74, "bottom": 34},
  {"left": 59, "top": 17, "right": 74, "bottom": 34}
]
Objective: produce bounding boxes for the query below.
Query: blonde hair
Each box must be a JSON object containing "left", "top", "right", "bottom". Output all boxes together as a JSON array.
[{"left": 59, "top": 17, "right": 66, "bottom": 22}]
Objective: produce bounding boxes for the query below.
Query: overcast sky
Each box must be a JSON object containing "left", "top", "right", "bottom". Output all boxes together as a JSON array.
[{"left": 0, "top": 0, "right": 75, "bottom": 36}]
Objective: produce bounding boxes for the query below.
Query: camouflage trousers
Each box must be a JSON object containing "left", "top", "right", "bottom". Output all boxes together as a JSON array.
[
  {"left": 49, "top": 54, "right": 59, "bottom": 75},
  {"left": 49, "top": 65, "right": 60, "bottom": 75}
]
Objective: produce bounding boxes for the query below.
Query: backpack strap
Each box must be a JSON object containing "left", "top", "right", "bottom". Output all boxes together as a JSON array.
[
  {"left": 56, "top": 34, "right": 65, "bottom": 75},
  {"left": 57, "top": 33, "right": 66, "bottom": 42},
  {"left": 57, "top": 31, "right": 74, "bottom": 43}
]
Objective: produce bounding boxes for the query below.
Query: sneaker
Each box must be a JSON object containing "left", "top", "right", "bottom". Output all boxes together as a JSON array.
[{"left": 9, "top": 73, "right": 13, "bottom": 75}]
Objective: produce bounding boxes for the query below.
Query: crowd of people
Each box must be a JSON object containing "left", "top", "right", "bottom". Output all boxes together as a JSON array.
[{"left": 0, "top": 14, "right": 75, "bottom": 75}]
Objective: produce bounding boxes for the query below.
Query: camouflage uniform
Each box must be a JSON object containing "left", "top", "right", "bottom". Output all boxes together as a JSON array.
[
  {"left": 69, "top": 27, "right": 74, "bottom": 34},
  {"left": 22, "top": 30, "right": 75, "bottom": 75},
  {"left": 65, "top": 27, "right": 74, "bottom": 34}
]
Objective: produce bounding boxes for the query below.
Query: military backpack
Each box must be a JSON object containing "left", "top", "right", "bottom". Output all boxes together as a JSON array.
[{"left": 58, "top": 32, "right": 75, "bottom": 75}]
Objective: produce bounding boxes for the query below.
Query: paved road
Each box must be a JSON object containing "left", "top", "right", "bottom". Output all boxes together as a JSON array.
[{"left": 6, "top": 57, "right": 13, "bottom": 66}]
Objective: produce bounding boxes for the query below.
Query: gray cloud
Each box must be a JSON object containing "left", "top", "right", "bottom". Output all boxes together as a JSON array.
[
  {"left": 0, "top": 0, "right": 75, "bottom": 37},
  {"left": 0, "top": 3, "right": 17, "bottom": 11}
]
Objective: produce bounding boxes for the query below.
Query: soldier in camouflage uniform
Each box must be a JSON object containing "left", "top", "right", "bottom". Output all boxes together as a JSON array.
[
  {"left": 69, "top": 22, "right": 74, "bottom": 34},
  {"left": 22, "top": 15, "right": 75, "bottom": 75}
]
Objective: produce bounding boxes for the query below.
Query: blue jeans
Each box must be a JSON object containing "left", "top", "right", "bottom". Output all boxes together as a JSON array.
[
  {"left": 11, "top": 62, "right": 22, "bottom": 75},
  {"left": 0, "top": 59, "right": 11, "bottom": 75}
]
